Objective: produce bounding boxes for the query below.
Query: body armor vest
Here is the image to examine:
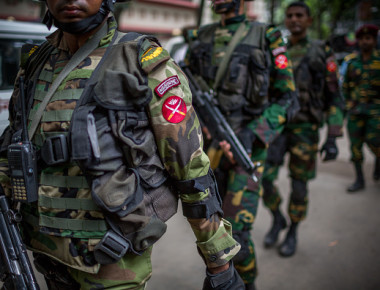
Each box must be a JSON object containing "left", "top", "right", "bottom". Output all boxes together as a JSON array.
[
  {"left": 290, "top": 40, "right": 327, "bottom": 124},
  {"left": 12, "top": 30, "right": 178, "bottom": 273},
  {"left": 189, "top": 21, "right": 270, "bottom": 131}
]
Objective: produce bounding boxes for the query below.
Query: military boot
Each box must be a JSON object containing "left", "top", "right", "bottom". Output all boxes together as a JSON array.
[
  {"left": 347, "top": 163, "right": 365, "bottom": 192},
  {"left": 264, "top": 210, "right": 286, "bottom": 248},
  {"left": 279, "top": 223, "right": 298, "bottom": 257},
  {"left": 373, "top": 158, "right": 380, "bottom": 181}
]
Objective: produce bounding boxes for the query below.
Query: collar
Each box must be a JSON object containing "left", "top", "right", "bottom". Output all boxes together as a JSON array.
[
  {"left": 46, "top": 15, "right": 117, "bottom": 53},
  {"left": 223, "top": 14, "right": 246, "bottom": 26},
  {"left": 287, "top": 35, "right": 309, "bottom": 48}
]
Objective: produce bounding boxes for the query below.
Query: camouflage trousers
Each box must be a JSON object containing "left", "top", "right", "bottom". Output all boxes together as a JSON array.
[
  {"left": 221, "top": 144, "right": 266, "bottom": 284},
  {"left": 262, "top": 124, "right": 319, "bottom": 223},
  {"left": 347, "top": 113, "right": 380, "bottom": 163},
  {"left": 35, "top": 248, "right": 152, "bottom": 290}
]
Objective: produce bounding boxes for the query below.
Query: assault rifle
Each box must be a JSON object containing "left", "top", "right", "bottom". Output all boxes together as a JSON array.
[
  {"left": 0, "top": 193, "right": 40, "bottom": 290},
  {"left": 179, "top": 62, "right": 259, "bottom": 182}
]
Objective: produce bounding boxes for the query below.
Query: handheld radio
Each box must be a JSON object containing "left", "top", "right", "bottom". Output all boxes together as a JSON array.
[{"left": 7, "top": 76, "right": 38, "bottom": 203}]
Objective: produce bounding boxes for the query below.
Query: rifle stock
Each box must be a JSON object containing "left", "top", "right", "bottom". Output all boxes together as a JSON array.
[
  {"left": 180, "top": 62, "right": 260, "bottom": 182},
  {"left": 0, "top": 195, "right": 39, "bottom": 290}
]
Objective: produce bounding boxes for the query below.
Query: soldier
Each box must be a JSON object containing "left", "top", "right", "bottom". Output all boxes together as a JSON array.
[
  {"left": 0, "top": 0, "right": 245, "bottom": 289},
  {"left": 343, "top": 24, "right": 380, "bottom": 192},
  {"left": 261, "top": 1, "right": 344, "bottom": 257},
  {"left": 186, "top": 0, "right": 298, "bottom": 288}
]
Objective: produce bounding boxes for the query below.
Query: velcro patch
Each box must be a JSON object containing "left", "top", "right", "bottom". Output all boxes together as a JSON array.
[
  {"left": 162, "top": 96, "right": 187, "bottom": 123},
  {"left": 155, "top": 76, "right": 181, "bottom": 97},
  {"left": 327, "top": 61, "right": 337, "bottom": 72},
  {"left": 275, "top": 54, "right": 288, "bottom": 69},
  {"left": 272, "top": 46, "right": 286, "bottom": 56},
  {"left": 141, "top": 47, "right": 163, "bottom": 63}
]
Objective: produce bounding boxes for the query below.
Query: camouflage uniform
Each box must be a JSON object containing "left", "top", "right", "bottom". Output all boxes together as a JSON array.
[
  {"left": 262, "top": 36, "right": 344, "bottom": 223},
  {"left": 187, "top": 15, "right": 296, "bottom": 284},
  {"left": 342, "top": 50, "right": 380, "bottom": 164},
  {"left": 0, "top": 17, "right": 240, "bottom": 289}
]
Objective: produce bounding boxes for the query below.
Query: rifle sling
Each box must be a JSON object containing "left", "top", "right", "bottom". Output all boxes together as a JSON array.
[
  {"left": 28, "top": 22, "right": 108, "bottom": 140},
  {"left": 213, "top": 22, "right": 247, "bottom": 92}
]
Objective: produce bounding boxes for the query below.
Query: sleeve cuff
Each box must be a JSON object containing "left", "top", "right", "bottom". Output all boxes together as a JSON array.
[{"left": 196, "top": 219, "right": 241, "bottom": 268}]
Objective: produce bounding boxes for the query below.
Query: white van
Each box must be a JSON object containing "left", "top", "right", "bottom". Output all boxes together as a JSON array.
[{"left": 0, "top": 19, "right": 53, "bottom": 135}]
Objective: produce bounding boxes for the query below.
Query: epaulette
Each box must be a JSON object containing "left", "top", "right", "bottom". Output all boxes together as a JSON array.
[
  {"left": 20, "top": 43, "right": 40, "bottom": 68},
  {"left": 343, "top": 52, "right": 358, "bottom": 63},
  {"left": 139, "top": 38, "right": 170, "bottom": 73}
]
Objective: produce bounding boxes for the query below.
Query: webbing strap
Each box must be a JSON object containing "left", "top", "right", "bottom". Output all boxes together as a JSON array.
[
  {"left": 23, "top": 212, "right": 107, "bottom": 231},
  {"left": 28, "top": 108, "right": 73, "bottom": 122},
  {"left": 28, "top": 22, "right": 108, "bottom": 140},
  {"left": 39, "top": 195, "right": 98, "bottom": 211},
  {"left": 34, "top": 131, "right": 69, "bottom": 147},
  {"left": 213, "top": 22, "right": 247, "bottom": 91},
  {"left": 39, "top": 70, "right": 54, "bottom": 83},
  {"left": 39, "top": 215, "right": 108, "bottom": 231},
  {"left": 40, "top": 173, "right": 89, "bottom": 188},
  {"left": 34, "top": 88, "right": 84, "bottom": 102}
]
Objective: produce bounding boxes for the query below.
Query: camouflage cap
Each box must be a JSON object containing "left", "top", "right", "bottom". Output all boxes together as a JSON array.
[{"left": 355, "top": 24, "right": 379, "bottom": 39}]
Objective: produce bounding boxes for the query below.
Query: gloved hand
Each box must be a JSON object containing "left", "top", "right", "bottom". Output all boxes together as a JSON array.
[
  {"left": 202, "top": 261, "right": 245, "bottom": 290},
  {"left": 320, "top": 137, "right": 338, "bottom": 161},
  {"left": 237, "top": 127, "right": 256, "bottom": 155}
]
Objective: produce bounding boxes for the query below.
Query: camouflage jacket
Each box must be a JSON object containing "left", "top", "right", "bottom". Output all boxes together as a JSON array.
[
  {"left": 0, "top": 17, "right": 239, "bottom": 273},
  {"left": 187, "top": 15, "right": 296, "bottom": 146},
  {"left": 287, "top": 36, "right": 344, "bottom": 137},
  {"left": 342, "top": 49, "right": 380, "bottom": 115}
]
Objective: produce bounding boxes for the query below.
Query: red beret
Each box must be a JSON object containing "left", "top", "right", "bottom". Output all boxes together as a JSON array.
[{"left": 355, "top": 24, "right": 379, "bottom": 39}]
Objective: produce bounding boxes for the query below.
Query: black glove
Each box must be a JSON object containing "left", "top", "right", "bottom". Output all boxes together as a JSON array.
[
  {"left": 237, "top": 127, "right": 256, "bottom": 155},
  {"left": 320, "top": 137, "right": 338, "bottom": 161},
  {"left": 202, "top": 261, "right": 245, "bottom": 290}
]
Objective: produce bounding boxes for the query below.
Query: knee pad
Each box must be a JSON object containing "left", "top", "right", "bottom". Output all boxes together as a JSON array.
[{"left": 291, "top": 179, "right": 307, "bottom": 204}]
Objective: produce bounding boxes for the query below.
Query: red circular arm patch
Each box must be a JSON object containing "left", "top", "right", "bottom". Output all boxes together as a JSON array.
[
  {"left": 327, "top": 61, "right": 337, "bottom": 72},
  {"left": 162, "top": 96, "right": 187, "bottom": 123},
  {"left": 275, "top": 54, "right": 288, "bottom": 69}
]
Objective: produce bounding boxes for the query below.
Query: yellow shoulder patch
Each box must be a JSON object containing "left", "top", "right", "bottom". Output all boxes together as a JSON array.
[
  {"left": 343, "top": 52, "right": 358, "bottom": 63},
  {"left": 139, "top": 43, "right": 170, "bottom": 73},
  {"left": 20, "top": 43, "right": 39, "bottom": 68}
]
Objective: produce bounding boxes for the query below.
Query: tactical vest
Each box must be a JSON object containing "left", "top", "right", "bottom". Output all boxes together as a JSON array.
[
  {"left": 290, "top": 39, "right": 327, "bottom": 124},
  {"left": 189, "top": 21, "right": 270, "bottom": 131},
  {"left": 14, "top": 30, "right": 178, "bottom": 273}
]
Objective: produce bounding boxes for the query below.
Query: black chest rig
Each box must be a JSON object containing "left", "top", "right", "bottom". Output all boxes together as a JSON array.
[
  {"left": 5, "top": 31, "right": 179, "bottom": 268},
  {"left": 291, "top": 40, "right": 327, "bottom": 124},
  {"left": 188, "top": 21, "right": 271, "bottom": 131}
]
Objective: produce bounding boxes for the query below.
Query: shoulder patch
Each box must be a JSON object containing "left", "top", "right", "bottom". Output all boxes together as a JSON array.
[
  {"left": 275, "top": 54, "right": 288, "bottom": 69},
  {"left": 272, "top": 46, "right": 286, "bottom": 56},
  {"left": 327, "top": 60, "right": 337, "bottom": 72},
  {"left": 20, "top": 43, "right": 39, "bottom": 68},
  {"left": 155, "top": 76, "right": 181, "bottom": 97},
  {"left": 162, "top": 96, "right": 187, "bottom": 123},
  {"left": 140, "top": 43, "right": 170, "bottom": 73},
  {"left": 343, "top": 52, "right": 358, "bottom": 63}
]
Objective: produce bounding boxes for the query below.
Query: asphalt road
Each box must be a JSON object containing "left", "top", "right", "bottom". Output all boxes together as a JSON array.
[
  {"left": 148, "top": 127, "right": 380, "bottom": 290},
  {"left": 2, "top": 126, "right": 379, "bottom": 290}
]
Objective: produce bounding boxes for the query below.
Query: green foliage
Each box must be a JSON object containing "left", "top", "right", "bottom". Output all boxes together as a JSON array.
[{"left": 266, "top": 0, "right": 359, "bottom": 39}]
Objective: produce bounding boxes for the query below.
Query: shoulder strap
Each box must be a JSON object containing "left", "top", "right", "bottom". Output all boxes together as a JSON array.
[
  {"left": 242, "top": 22, "right": 267, "bottom": 50},
  {"left": 213, "top": 22, "right": 247, "bottom": 91},
  {"left": 28, "top": 22, "right": 109, "bottom": 140}
]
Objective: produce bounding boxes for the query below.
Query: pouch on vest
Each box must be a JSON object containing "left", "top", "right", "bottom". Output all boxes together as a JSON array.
[{"left": 69, "top": 31, "right": 178, "bottom": 262}]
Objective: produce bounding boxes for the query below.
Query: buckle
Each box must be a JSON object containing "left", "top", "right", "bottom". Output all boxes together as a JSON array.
[
  {"left": 41, "top": 135, "right": 69, "bottom": 166},
  {"left": 94, "top": 230, "right": 129, "bottom": 264}
]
